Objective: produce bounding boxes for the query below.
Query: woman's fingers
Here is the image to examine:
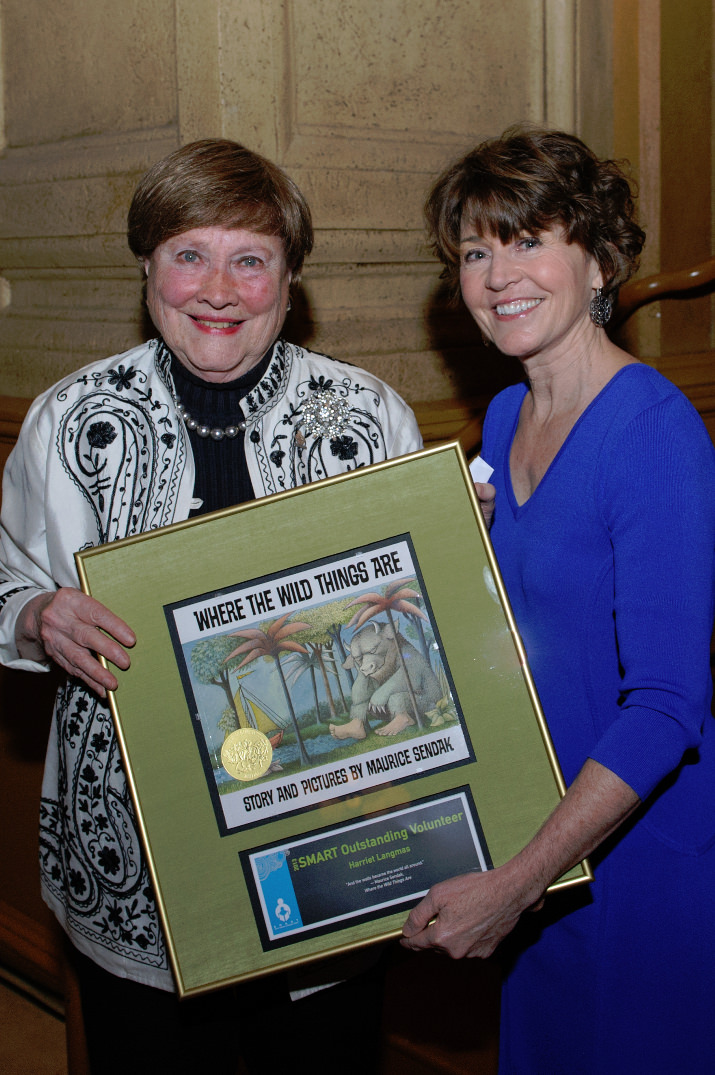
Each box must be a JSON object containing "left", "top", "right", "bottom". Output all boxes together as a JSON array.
[
  {"left": 474, "top": 481, "right": 496, "bottom": 527},
  {"left": 18, "top": 588, "right": 136, "bottom": 696}
]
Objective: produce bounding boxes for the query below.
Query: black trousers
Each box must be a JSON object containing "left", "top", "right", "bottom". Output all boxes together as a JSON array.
[{"left": 71, "top": 944, "right": 386, "bottom": 1075}]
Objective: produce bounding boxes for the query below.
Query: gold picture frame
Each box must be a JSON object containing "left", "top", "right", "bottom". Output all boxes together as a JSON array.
[{"left": 76, "top": 443, "right": 591, "bottom": 997}]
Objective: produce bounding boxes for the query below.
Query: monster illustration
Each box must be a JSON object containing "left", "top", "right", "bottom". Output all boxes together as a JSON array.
[{"left": 329, "top": 620, "right": 443, "bottom": 740}]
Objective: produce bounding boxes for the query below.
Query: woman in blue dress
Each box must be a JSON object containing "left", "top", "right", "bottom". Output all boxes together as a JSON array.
[{"left": 401, "top": 128, "right": 715, "bottom": 1073}]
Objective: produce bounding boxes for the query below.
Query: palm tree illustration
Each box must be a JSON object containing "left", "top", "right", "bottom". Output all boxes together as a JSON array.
[
  {"left": 346, "top": 579, "right": 428, "bottom": 729},
  {"left": 312, "top": 597, "right": 359, "bottom": 687},
  {"left": 324, "top": 639, "right": 349, "bottom": 712},
  {"left": 191, "top": 635, "right": 246, "bottom": 726},
  {"left": 225, "top": 613, "right": 312, "bottom": 766},
  {"left": 284, "top": 644, "right": 339, "bottom": 724},
  {"left": 402, "top": 591, "right": 431, "bottom": 662}
]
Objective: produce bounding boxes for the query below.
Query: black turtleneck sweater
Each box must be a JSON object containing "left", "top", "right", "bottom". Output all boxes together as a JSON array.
[{"left": 170, "top": 349, "right": 273, "bottom": 516}]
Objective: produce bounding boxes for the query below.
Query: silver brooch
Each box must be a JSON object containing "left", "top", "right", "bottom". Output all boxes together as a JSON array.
[{"left": 300, "top": 390, "right": 351, "bottom": 439}]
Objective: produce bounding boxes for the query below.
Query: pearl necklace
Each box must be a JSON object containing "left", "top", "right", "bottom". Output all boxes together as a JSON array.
[{"left": 175, "top": 400, "right": 246, "bottom": 441}]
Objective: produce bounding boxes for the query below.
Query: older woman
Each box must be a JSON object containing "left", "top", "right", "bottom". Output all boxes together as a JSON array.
[
  {"left": 0, "top": 139, "right": 421, "bottom": 1072},
  {"left": 401, "top": 128, "right": 715, "bottom": 1073}
]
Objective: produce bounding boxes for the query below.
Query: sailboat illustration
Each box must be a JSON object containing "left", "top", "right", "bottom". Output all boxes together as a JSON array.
[{"left": 233, "top": 671, "right": 287, "bottom": 749}]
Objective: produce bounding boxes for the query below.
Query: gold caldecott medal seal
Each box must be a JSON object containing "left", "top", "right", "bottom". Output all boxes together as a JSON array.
[{"left": 221, "top": 728, "right": 273, "bottom": 781}]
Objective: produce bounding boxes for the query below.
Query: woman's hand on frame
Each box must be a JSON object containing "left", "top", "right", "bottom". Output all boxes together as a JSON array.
[
  {"left": 16, "top": 587, "right": 136, "bottom": 697},
  {"left": 474, "top": 482, "right": 496, "bottom": 528},
  {"left": 400, "top": 860, "right": 541, "bottom": 959}
]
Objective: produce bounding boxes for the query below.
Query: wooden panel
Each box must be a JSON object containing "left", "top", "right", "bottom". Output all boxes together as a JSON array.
[
  {"left": 0, "top": 663, "right": 63, "bottom": 989},
  {"left": 659, "top": 0, "right": 713, "bottom": 356},
  {"left": 0, "top": 395, "right": 62, "bottom": 998},
  {"left": 0, "top": 900, "right": 64, "bottom": 995},
  {"left": 612, "top": 0, "right": 715, "bottom": 365},
  {"left": 382, "top": 950, "right": 500, "bottom": 1075},
  {"left": 0, "top": 396, "right": 30, "bottom": 476},
  {"left": 412, "top": 398, "right": 486, "bottom": 458}
]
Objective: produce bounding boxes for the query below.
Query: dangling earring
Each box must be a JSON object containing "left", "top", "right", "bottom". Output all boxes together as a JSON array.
[
  {"left": 589, "top": 288, "right": 613, "bottom": 327},
  {"left": 286, "top": 298, "right": 292, "bottom": 312}
]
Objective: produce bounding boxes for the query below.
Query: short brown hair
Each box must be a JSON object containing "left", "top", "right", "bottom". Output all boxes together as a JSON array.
[
  {"left": 127, "top": 139, "right": 313, "bottom": 278},
  {"left": 425, "top": 127, "right": 645, "bottom": 300}
]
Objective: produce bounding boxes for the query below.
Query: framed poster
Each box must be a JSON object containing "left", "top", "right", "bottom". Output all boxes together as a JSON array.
[{"left": 76, "top": 443, "right": 591, "bottom": 996}]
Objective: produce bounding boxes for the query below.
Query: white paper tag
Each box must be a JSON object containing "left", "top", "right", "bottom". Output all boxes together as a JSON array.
[{"left": 469, "top": 455, "right": 494, "bottom": 483}]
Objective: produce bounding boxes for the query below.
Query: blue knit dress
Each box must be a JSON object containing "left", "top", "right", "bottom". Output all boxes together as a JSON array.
[{"left": 480, "top": 364, "right": 715, "bottom": 1074}]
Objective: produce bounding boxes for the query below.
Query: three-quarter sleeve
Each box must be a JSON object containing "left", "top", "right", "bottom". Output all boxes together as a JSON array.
[
  {"left": 589, "top": 393, "right": 715, "bottom": 799},
  {"left": 0, "top": 396, "right": 62, "bottom": 668}
]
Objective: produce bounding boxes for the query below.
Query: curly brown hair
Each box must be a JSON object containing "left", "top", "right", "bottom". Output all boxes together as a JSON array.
[
  {"left": 425, "top": 127, "right": 645, "bottom": 301},
  {"left": 127, "top": 139, "right": 313, "bottom": 280}
]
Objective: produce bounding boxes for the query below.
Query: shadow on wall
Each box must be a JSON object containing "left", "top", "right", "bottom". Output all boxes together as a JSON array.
[
  {"left": 423, "top": 279, "right": 524, "bottom": 401},
  {"left": 282, "top": 285, "right": 316, "bottom": 351}
]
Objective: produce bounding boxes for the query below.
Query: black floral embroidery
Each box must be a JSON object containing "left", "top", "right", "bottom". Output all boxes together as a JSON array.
[
  {"left": 242, "top": 342, "right": 286, "bottom": 416},
  {"left": 308, "top": 375, "right": 334, "bottom": 391},
  {"left": 330, "top": 435, "right": 359, "bottom": 460},
  {"left": 243, "top": 345, "right": 392, "bottom": 494},
  {"left": 91, "top": 730, "right": 109, "bottom": 753},
  {"left": 68, "top": 868, "right": 87, "bottom": 895},
  {"left": 34, "top": 344, "right": 192, "bottom": 976},
  {"left": 86, "top": 421, "right": 117, "bottom": 449},
  {"left": 98, "top": 847, "right": 121, "bottom": 876},
  {"left": 40, "top": 681, "right": 167, "bottom": 967},
  {"left": 108, "top": 902, "right": 124, "bottom": 927},
  {"left": 94, "top": 893, "right": 158, "bottom": 953},
  {"left": 82, "top": 429, "right": 116, "bottom": 513},
  {"left": 107, "top": 365, "right": 137, "bottom": 391},
  {"left": 57, "top": 342, "right": 185, "bottom": 547}
]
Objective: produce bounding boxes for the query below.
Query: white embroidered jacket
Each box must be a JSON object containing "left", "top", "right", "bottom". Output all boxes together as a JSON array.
[{"left": 0, "top": 338, "right": 421, "bottom": 988}]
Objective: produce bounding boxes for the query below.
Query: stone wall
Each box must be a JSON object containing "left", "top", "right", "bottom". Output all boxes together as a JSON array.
[{"left": 0, "top": 0, "right": 613, "bottom": 404}]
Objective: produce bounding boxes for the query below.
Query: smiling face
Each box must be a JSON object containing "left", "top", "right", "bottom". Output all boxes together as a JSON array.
[
  {"left": 459, "top": 224, "right": 603, "bottom": 363},
  {"left": 144, "top": 226, "right": 291, "bottom": 383}
]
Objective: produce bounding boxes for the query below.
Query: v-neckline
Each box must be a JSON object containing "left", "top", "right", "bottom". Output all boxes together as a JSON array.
[{"left": 505, "top": 365, "right": 637, "bottom": 515}]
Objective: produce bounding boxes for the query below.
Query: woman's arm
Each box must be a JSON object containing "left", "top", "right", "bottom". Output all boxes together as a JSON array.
[
  {"left": 407, "top": 388, "right": 715, "bottom": 961},
  {"left": 401, "top": 758, "right": 639, "bottom": 958},
  {"left": 0, "top": 393, "right": 135, "bottom": 694}
]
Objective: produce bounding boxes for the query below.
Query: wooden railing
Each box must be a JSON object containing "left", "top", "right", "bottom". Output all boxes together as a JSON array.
[
  {"left": 613, "top": 256, "right": 715, "bottom": 329},
  {"left": 614, "top": 258, "right": 715, "bottom": 447}
]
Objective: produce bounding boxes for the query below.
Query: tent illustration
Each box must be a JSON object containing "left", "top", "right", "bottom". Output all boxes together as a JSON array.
[{"left": 232, "top": 671, "right": 287, "bottom": 748}]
